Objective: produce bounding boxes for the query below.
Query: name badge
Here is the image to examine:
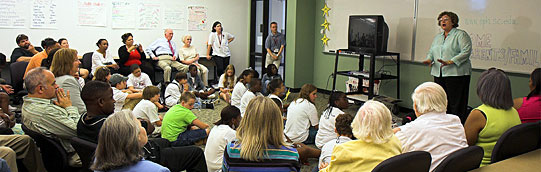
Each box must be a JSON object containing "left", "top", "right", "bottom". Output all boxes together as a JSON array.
[{"left": 273, "top": 49, "right": 279, "bottom": 53}]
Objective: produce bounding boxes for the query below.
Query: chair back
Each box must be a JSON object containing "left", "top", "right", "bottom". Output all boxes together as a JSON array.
[
  {"left": 71, "top": 137, "right": 97, "bottom": 172},
  {"left": 433, "top": 146, "right": 484, "bottom": 172},
  {"left": 491, "top": 121, "right": 541, "bottom": 163},
  {"left": 372, "top": 151, "right": 431, "bottom": 172},
  {"left": 21, "top": 124, "right": 70, "bottom": 172},
  {"left": 9, "top": 61, "right": 28, "bottom": 93},
  {"left": 81, "top": 52, "right": 93, "bottom": 72}
]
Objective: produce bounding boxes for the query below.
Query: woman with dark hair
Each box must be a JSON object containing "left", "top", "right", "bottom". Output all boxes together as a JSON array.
[
  {"left": 267, "top": 78, "right": 285, "bottom": 106},
  {"left": 464, "top": 68, "right": 521, "bottom": 167},
  {"left": 422, "top": 11, "right": 473, "bottom": 123},
  {"left": 284, "top": 84, "right": 319, "bottom": 144},
  {"left": 204, "top": 106, "right": 241, "bottom": 172},
  {"left": 91, "top": 110, "right": 169, "bottom": 172},
  {"left": 231, "top": 69, "right": 254, "bottom": 107},
  {"left": 206, "top": 21, "right": 235, "bottom": 78},
  {"left": 262, "top": 64, "right": 282, "bottom": 95},
  {"left": 513, "top": 68, "right": 541, "bottom": 123},
  {"left": 92, "top": 39, "right": 119, "bottom": 75},
  {"left": 118, "top": 33, "right": 155, "bottom": 82},
  {"left": 315, "top": 91, "right": 349, "bottom": 149}
]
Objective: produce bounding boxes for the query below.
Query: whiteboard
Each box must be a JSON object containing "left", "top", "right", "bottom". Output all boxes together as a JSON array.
[
  {"left": 0, "top": 0, "right": 250, "bottom": 71},
  {"left": 325, "top": 0, "right": 541, "bottom": 74},
  {"left": 415, "top": 0, "right": 541, "bottom": 74},
  {"left": 325, "top": 0, "right": 415, "bottom": 60}
]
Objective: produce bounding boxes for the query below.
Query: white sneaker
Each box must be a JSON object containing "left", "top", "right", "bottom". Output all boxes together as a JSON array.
[
  {"left": 8, "top": 105, "right": 17, "bottom": 112},
  {"left": 208, "top": 94, "right": 216, "bottom": 99}
]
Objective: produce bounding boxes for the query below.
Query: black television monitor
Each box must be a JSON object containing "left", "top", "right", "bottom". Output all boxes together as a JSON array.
[{"left": 348, "top": 15, "right": 389, "bottom": 53}]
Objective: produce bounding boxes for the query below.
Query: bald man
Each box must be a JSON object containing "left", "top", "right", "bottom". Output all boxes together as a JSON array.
[{"left": 145, "top": 29, "right": 185, "bottom": 83}]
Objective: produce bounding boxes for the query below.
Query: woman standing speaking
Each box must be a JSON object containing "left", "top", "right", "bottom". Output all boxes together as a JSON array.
[{"left": 423, "top": 11, "right": 472, "bottom": 123}]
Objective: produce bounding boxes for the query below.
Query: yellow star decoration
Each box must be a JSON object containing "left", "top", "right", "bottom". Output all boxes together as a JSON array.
[
  {"left": 321, "top": 18, "right": 330, "bottom": 31},
  {"left": 321, "top": 4, "right": 331, "bottom": 17},
  {"left": 321, "top": 34, "right": 330, "bottom": 46}
]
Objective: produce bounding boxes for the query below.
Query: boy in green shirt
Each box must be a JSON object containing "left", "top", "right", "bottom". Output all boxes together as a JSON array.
[{"left": 161, "top": 92, "right": 210, "bottom": 146}]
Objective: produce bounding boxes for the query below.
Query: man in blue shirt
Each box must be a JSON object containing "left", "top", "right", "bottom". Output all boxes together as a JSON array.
[
  {"left": 265, "top": 22, "right": 285, "bottom": 70},
  {"left": 145, "top": 29, "right": 186, "bottom": 83}
]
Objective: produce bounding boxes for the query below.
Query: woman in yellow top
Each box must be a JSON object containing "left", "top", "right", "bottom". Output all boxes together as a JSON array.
[
  {"left": 464, "top": 68, "right": 521, "bottom": 166},
  {"left": 319, "top": 100, "right": 402, "bottom": 172}
]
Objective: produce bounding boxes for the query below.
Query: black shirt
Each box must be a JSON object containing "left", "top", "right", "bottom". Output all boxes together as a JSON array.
[
  {"left": 10, "top": 47, "right": 42, "bottom": 63},
  {"left": 76, "top": 113, "right": 107, "bottom": 143}
]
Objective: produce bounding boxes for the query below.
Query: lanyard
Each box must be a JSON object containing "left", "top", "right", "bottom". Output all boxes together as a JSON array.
[{"left": 217, "top": 34, "right": 223, "bottom": 48}]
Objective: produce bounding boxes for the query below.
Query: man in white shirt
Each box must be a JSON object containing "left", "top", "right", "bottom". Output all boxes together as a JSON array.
[
  {"left": 145, "top": 29, "right": 185, "bottom": 83},
  {"left": 394, "top": 82, "right": 468, "bottom": 171}
]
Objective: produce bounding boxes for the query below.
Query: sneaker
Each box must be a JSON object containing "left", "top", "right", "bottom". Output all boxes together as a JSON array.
[
  {"left": 8, "top": 105, "right": 17, "bottom": 112},
  {"left": 207, "top": 94, "right": 216, "bottom": 99}
]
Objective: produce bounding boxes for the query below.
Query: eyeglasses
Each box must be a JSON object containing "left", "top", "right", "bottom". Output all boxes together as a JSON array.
[{"left": 439, "top": 18, "right": 451, "bottom": 22}]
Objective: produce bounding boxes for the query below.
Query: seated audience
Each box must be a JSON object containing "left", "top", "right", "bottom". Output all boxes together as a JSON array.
[
  {"left": 110, "top": 74, "right": 142, "bottom": 113},
  {"left": 315, "top": 91, "right": 349, "bottom": 149},
  {"left": 11, "top": 34, "right": 42, "bottom": 63},
  {"left": 394, "top": 82, "right": 468, "bottom": 171},
  {"left": 40, "top": 47, "right": 60, "bottom": 69},
  {"left": 22, "top": 67, "right": 81, "bottom": 166},
  {"left": 145, "top": 29, "right": 185, "bottom": 83},
  {"left": 318, "top": 113, "right": 354, "bottom": 170},
  {"left": 161, "top": 92, "right": 210, "bottom": 146},
  {"left": 78, "top": 81, "right": 207, "bottom": 172},
  {"left": 187, "top": 64, "right": 215, "bottom": 99},
  {"left": 204, "top": 106, "right": 241, "bottom": 172},
  {"left": 133, "top": 86, "right": 162, "bottom": 136},
  {"left": 0, "top": 135, "right": 47, "bottom": 172},
  {"left": 261, "top": 64, "right": 282, "bottom": 95},
  {"left": 218, "top": 64, "right": 236, "bottom": 103},
  {"left": 267, "top": 78, "right": 286, "bottom": 107},
  {"left": 464, "top": 68, "right": 521, "bottom": 167},
  {"left": 165, "top": 73, "right": 189, "bottom": 108},
  {"left": 118, "top": 33, "right": 154, "bottom": 81},
  {"left": 223, "top": 96, "right": 300, "bottom": 171},
  {"left": 0, "top": 85, "right": 15, "bottom": 121},
  {"left": 127, "top": 64, "right": 153, "bottom": 91},
  {"left": 92, "top": 66, "right": 111, "bottom": 83},
  {"left": 24, "top": 38, "right": 59, "bottom": 77},
  {"left": 90, "top": 110, "right": 169, "bottom": 172},
  {"left": 91, "top": 39, "right": 119, "bottom": 75},
  {"left": 179, "top": 34, "right": 209, "bottom": 86},
  {"left": 513, "top": 68, "right": 541, "bottom": 123},
  {"left": 73, "top": 70, "right": 86, "bottom": 88},
  {"left": 231, "top": 69, "right": 254, "bottom": 107},
  {"left": 239, "top": 79, "right": 262, "bottom": 116},
  {"left": 50, "top": 48, "right": 86, "bottom": 115},
  {"left": 320, "top": 100, "right": 402, "bottom": 172},
  {"left": 57, "top": 38, "right": 89, "bottom": 79},
  {"left": 284, "top": 84, "right": 319, "bottom": 144},
  {"left": 58, "top": 38, "right": 69, "bottom": 49}
]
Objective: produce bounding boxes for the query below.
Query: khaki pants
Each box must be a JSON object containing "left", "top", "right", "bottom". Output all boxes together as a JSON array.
[
  {"left": 157, "top": 55, "right": 186, "bottom": 82},
  {"left": 265, "top": 53, "right": 282, "bottom": 68},
  {"left": 0, "top": 135, "right": 47, "bottom": 172}
]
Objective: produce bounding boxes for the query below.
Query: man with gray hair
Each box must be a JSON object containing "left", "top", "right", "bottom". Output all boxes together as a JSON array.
[
  {"left": 145, "top": 28, "right": 185, "bottom": 83},
  {"left": 393, "top": 82, "right": 468, "bottom": 171},
  {"left": 21, "top": 67, "right": 81, "bottom": 167}
]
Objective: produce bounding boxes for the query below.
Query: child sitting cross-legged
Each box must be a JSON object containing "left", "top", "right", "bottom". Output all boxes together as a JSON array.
[
  {"left": 161, "top": 92, "right": 210, "bottom": 146},
  {"left": 132, "top": 86, "right": 162, "bottom": 137}
]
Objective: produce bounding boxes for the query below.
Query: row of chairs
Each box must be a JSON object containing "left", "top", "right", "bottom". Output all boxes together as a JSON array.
[{"left": 372, "top": 121, "right": 541, "bottom": 172}]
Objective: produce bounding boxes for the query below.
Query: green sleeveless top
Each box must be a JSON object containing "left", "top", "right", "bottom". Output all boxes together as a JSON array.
[{"left": 475, "top": 104, "right": 521, "bottom": 167}]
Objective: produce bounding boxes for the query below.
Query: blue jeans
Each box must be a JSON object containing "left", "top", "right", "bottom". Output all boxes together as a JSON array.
[
  {"left": 302, "top": 126, "right": 318, "bottom": 145},
  {"left": 171, "top": 129, "right": 207, "bottom": 147}
]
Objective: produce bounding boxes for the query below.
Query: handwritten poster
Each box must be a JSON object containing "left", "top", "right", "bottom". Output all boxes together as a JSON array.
[
  {"left": 0, "top": 0, "right": 27, "bottom": 28},
  {"left": 188, "top": 6, "right": 207, "bottom": 31},
  {"left": 163, "top": 6, "right": 186, "bottom": 30},
  {"left": 31, "top": 0, "right": 58, "bottom": 29},
  {"left": 77, "top": 0, "right": 107, "bottom": 26},
  {"left": 111, "top": 0, "right": 136, "bottom": 28},
  {"left": 138, "top": 3, "right": 160, "bottom": 29}
]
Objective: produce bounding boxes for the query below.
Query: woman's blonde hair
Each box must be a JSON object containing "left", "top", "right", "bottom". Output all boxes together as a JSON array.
[
  {"left": 223, "top": 64, "right": 236, "bottom": 89},
  {"left": 351, "top": 100, "right": 393, "bottom": 144},
  {"left": 91, "top": 110, "right": 143, "bottom": 171},
  {"left": 295, "top": 84, "right": 317, "bottom": 104},
  {"left": 411, "top": 82, "right": 447, "bottom": 115},
  {"left": 50, "top": 48, "right": 78, "bottom": 77},
  {"left": 236, "top": 96, "right": 285, "bottom": 161}
]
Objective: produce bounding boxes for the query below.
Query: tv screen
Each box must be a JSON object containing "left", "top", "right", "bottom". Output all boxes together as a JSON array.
[{"left": 348, "top": 15, "right": 388, "bottom": 53}]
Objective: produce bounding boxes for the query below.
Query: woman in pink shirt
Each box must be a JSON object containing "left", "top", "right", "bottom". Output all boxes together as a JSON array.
[{"left": 513, "top": 68, "right": 540, "bottom": 123}]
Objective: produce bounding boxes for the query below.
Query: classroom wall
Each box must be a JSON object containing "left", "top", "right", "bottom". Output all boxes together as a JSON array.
[
  {"left": 288, "top": 0, "right": 532, "bottom": 109},
  {"left": 285, "top": 0, "right": 315, "bottom": 88}
]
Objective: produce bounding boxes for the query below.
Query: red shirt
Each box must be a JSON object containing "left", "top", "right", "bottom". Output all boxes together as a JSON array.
[
  {"left": 124, "top": 50, "right": 142, "bottom": 66},
  {"left": 517, "top": 95, "right": 541, "bottom": 123}
]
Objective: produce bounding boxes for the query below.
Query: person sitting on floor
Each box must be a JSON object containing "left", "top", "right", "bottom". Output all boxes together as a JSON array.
[
  {"left": 133, "top": 86, "right": 162, "bottom": 137},
  {"left": 110, "top": 73, "right": 142, "bottom": 113},
  {"left": 315, "top": 91, "right": 349, "bottom": 149},
  {"left": 77, "top": 80, "right": 207, "bottom": 172},
  {"left": 218, "top": 64, "right": 236, "bottom": 104},
  {"left": 231, "top": 69, "right": 254, "bottom": 107},
  {"left": 239, "top": 78, "right": 262, "bottom": 116},
  {"left": 161, "top": 92, "right": 210, "bottom": 146},
  {"left": 92, "top": 66, "right": 111, "bottom": 83},
  {"left": 261, "top": 64, "right": 282, "bottom": 95},
  {"left": 318, "top": 113, "right": 354, "bottom": 171},
  {"left": 204, "top": 105, "right": 241, "bottom": 172},
  {"left": 187, "top": 64, "right": 215, "bottom": 99},
  {"left": 165, "top": 72, "right": 190, "bottom": 108},
  {"left": 127, "top": 64, "right": 153, "bottom": 92}
]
